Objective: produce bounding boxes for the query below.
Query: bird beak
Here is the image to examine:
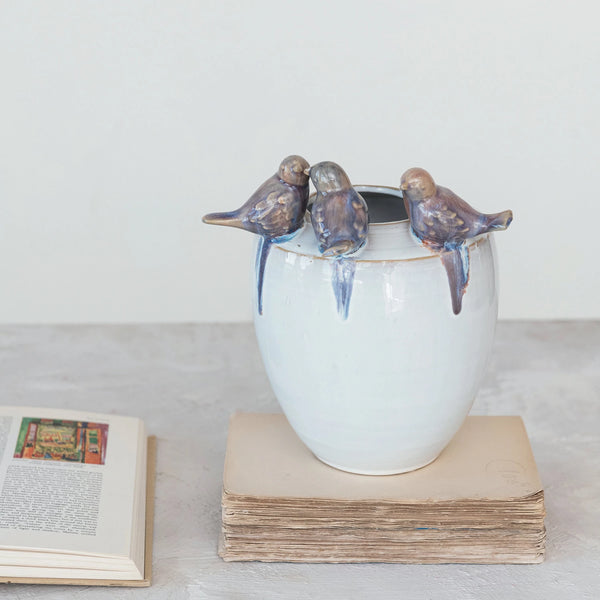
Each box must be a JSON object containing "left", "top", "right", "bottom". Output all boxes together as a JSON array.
[
  {"left": 303, "top": 167, "right": 311, "bottom": 176},
  {"left": 400, "top": 182, "right": 408, "bottom": 191}
]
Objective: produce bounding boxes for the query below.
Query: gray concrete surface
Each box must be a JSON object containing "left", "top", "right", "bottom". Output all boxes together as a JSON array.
[{"left": 0, "top": 321, "right": 598, "bottom": 599}]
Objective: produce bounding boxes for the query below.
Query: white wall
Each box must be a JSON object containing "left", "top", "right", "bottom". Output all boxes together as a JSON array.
[{"left": 0, "top": 1, "right": 598, "bottom": 323}]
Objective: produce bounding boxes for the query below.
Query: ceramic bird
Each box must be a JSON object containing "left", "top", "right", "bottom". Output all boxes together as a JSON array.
[
  {"left": 309, "top": 161, "right": 368, "bottom": 319},
  {"left": 203, "top": 155, "right": 310, "bottom": 315},
  {"left": 400, "top": 167, "right": 512, "bottom": 315}
]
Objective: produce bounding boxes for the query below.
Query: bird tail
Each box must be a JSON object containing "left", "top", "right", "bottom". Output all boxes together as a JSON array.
[
  {"left": 202, "top": 210, "right": 244, "bottom": 229},
  {"left": 255, "top": 237, "right": 273, "bottom": 316},
  {"left": 322, "top": 240, "right": 355, "bottom": 258},
  {"left": 440, "top": 244, "right": 470, "bottom": 315},
  {"left": 485, "top": 209, "right": 513, "bottom": 232}
]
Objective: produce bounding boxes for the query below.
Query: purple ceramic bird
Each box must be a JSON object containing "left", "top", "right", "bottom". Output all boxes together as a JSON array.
[
  {"left": 309, "top": 161, "right": 368, "bottom": 319},
  {"left": 203, "top": 155, "right": 310, "bottom": 315},
  {"left": 400, "top": 167, "right": 513, "bottom": 315}
]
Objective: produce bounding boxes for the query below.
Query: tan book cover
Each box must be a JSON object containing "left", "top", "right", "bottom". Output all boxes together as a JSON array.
[{"left": 224, "top": 414, "right": 542, "bottom": 502}]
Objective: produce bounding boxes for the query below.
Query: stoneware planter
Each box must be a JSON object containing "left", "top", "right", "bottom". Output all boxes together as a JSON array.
[{"left": 253, "top": 185, "right": 498, "bottom": 475}]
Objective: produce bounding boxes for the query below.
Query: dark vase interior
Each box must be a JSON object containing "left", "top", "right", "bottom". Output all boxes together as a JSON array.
[
  {"left": 308, "top": 188, "right": 408, "bottom": 224},
  {"left": 358, "top": 190, "right": 408, "bottom": 224}
]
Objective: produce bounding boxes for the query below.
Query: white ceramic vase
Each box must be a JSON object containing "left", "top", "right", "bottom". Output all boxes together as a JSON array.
[{"left": 253, "top": 185, "right": 498, "bottom": 475}]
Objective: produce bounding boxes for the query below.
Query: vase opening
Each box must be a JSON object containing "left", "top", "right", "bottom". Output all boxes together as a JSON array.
[
  {"left": 354, "top": 186, "right": 408, "bottom": 224},
  {"left": 307, "top": 185, "right": 408, "bottom": 226}
]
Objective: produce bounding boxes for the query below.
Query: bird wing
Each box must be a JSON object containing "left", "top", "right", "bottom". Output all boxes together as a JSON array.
[
  {"left": 432, "top": 187, "right": 482, "bottom": 238},
  {"left": 430, "top": 206, "right": 466, "bottom": 230},
  {"left": 425, "top": 194, "right": 473, "bottom": 240},
  {"left": 247, "top": 187, "right": 297, "bottom": 237},
  {"left": 310, "top": 197, "right": 329, "bottom": 248},
  {"left": 349, "top": 191, "right": 368, "bottom": 241}
]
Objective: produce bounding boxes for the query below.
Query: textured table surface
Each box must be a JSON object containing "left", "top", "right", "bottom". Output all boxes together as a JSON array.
[{"left": 0, "top": 322, "right": 598, "bottom": 599}]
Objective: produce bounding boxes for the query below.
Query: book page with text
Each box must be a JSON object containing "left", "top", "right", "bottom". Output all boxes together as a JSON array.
[{"left": 0, "top": 406, "right": 143, "bottom": 559}]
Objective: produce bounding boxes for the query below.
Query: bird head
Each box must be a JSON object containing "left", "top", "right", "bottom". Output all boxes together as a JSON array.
[
  {"left": 307, "top": 161, "right": 352, "bottom": 195},
  {"left": 278, "top": 155, "right": 310, "bottom": 187},
  {"left": 400, "top": 168, "right": 436, "bottom": 201}
]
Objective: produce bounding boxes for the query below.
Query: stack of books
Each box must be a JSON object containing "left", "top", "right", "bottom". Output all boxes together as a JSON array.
[{"left": 220, "top": 413, "right": 545, "bottom": 564}]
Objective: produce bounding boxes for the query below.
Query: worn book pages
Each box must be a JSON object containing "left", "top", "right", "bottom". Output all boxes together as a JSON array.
[{"left": 221, "top": 413, "right": 546, "bottom": 564}]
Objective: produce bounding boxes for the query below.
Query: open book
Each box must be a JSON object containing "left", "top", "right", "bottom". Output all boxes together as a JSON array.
[{"left": 0, "top": 406, "right": 154, "bottom": 585}]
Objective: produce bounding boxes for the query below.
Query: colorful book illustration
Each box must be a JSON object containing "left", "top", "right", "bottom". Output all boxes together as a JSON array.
[{"left": 14, "top": 418, "right": 109, "bottom": 465}]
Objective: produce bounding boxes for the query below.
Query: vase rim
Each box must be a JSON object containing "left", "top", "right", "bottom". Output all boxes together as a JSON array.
[{"left": 274, "top": 235, "right": 487, "bottom": 264}]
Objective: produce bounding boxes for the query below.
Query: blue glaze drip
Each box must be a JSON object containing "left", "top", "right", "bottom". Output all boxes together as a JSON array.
[
  {"left": 441, "top": 242, "right": 470, "bottom": 315},
  {"left": 254, "top": 229, "right": 303, "bottom": 317},
  {"left": 458, "top": 243, "right": 470, "bottom": 285},
  {"left": 331, "top": 257, "right": 356, "bottom": 320},
  {"left": 255, "top": 236, "right": 273, "bottom": 316}
]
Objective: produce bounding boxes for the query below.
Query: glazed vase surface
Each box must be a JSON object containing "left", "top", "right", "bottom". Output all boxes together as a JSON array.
[{"left": 253, "top": 186, "right": 498, "bottom": 475}]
